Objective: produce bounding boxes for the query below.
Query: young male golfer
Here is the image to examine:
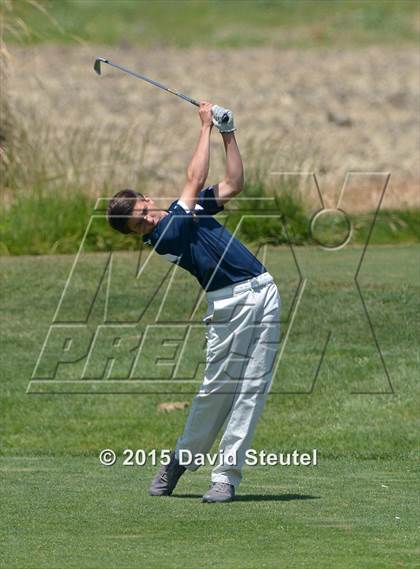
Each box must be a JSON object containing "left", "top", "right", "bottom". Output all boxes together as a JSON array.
[{"left": 107, "top": 102, "right": 281, "bottom": 502}]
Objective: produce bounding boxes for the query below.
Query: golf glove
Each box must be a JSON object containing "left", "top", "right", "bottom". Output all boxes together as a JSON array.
[{"left": 212, "top": 105, "right": 235, "bottom": 133}]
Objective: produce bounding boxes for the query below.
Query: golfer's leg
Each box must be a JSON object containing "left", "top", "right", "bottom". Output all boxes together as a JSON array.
[
  {"left": 174, "top": 323, "right": 235, "bottom": 471},
  {"left": 174, "top": 384, "right": 233, "bottom": 471},
  {"left": 212, "top": 285, "right": 281, "bottom": 486},
  {"left": 175, "top": 293, "right": 255, "bottom": 471}
]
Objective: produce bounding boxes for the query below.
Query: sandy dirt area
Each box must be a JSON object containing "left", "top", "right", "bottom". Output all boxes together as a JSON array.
[{"left": 7, "top": 45, "right": 419, "bottom": 211}]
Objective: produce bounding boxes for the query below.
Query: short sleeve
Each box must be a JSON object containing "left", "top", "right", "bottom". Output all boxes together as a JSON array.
[
  {"left": 197, "top": 185, "right": 224, "bottom": 215},
  {"left": 152, "top": 202, "right": 193, "bottom": 256}
]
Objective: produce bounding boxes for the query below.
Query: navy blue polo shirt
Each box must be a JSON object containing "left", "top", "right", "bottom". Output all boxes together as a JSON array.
[{"left": 142, "top": 185, "right": 266, "bottom": 292}]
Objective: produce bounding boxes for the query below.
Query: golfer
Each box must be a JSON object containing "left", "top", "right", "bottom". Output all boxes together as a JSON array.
[{"left": 107, "top": 102, "right": 281, "bottom": 502}]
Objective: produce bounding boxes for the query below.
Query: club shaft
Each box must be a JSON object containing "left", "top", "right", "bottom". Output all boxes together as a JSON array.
[{"left": 102, "top": 59, "right": 199, "bottom": 107}]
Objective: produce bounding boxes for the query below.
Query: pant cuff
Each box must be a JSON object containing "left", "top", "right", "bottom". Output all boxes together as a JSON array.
[{"left": 211, "top": 473, "right": 240, "bottom": 488}]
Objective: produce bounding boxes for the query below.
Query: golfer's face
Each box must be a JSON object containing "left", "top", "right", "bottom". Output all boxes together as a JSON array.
[{"left": 128, "top": 197, "right": 156, "bottom": 235}]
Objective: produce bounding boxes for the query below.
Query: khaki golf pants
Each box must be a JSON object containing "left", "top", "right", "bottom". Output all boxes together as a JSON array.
[{"left": 175, "top": 272, "right": 281, "bottom": 487}]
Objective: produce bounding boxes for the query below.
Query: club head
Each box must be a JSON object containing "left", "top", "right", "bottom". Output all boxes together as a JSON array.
[{"left": 94, "top": 57, "right": 108, "bottom": 76}]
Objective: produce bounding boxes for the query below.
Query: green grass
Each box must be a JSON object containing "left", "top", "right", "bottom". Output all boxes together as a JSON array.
[
  {"left": 1, "top": 190, "right": 419, "bottom": 255},
  {"left": 4, "top": 0, "right": 419, "bottom": 48},
  {"left": 1, "top": 246, "right": 418, "bottom": 567},
  {"left": 1, "top": 457, "right": 418, "bottom": 568},
  {"left": 1, "top": 245, "right": 418, "bottom": 456},
  {"left": 0, "top": 191, "right": 139, "bottom": 255}
]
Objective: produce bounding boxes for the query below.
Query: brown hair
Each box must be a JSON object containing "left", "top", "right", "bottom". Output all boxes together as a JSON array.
[{"left": 107, "top": 189, "right": 144, "bottom": 234}]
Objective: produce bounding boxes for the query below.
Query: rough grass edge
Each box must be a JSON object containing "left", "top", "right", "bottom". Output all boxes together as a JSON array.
[{"left": 0, "top": 187, "right": 419, "bottom": 256}]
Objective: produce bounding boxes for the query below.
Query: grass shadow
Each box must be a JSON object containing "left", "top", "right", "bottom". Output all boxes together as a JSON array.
[
  {"left": 172, "top": 493, "right": 320, "bottom": 502},
  {"left": 234, "top": 493, "right": 320, "bottom": 502}
]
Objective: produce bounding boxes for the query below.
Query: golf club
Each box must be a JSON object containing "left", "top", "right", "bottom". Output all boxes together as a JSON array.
[{"left": 94, "top": 57, "right": 229, "bottom": 123}]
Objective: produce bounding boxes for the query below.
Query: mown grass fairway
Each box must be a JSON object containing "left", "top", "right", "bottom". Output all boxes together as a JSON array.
[
  {"left": 0, "top": 245, "right": 418, "bottom": 567},
  {"left": 1, "top": 457, "right": 418, "bottom": 569}
]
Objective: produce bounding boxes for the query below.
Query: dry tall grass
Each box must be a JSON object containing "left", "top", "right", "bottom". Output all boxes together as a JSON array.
[
  {"left": 1, "top": 1, "right": 419, "bottom": 213},
  {"left": 0, "top": 0, "right": 64, "bottom": 197},
  {"left": 4, "top": 43, "right": 419, "bottom": 212}
]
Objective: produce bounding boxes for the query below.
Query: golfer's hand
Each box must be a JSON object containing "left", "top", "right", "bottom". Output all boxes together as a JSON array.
[
  {"left": 212, "top": 105, "right": 235, "bottom": 133},
  {"left": 199, "top": 101, "right": 213, "bottom": 128}
]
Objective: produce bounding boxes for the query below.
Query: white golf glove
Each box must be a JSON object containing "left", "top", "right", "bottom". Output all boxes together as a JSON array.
[{"left": 212, "top": 105, "right": 235, "bottom": 133}]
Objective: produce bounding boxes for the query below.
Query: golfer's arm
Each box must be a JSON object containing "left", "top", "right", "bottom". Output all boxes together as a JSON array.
[
  {"left": 180, "top": 124, "right": 212, "bottom": 210},
  {"left": 214, "top": 133, "right": 244, "bottom": 206}
]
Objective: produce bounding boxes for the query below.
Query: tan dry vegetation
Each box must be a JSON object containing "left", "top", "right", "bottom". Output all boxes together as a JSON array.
[{"left": 6, "top": 44, "right": 419, "bottom": 211}]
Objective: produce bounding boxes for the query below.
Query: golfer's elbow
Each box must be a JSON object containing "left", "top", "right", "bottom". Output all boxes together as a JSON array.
[{"left": 225, "top": 174, "right": 244, "bottom": 196}]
